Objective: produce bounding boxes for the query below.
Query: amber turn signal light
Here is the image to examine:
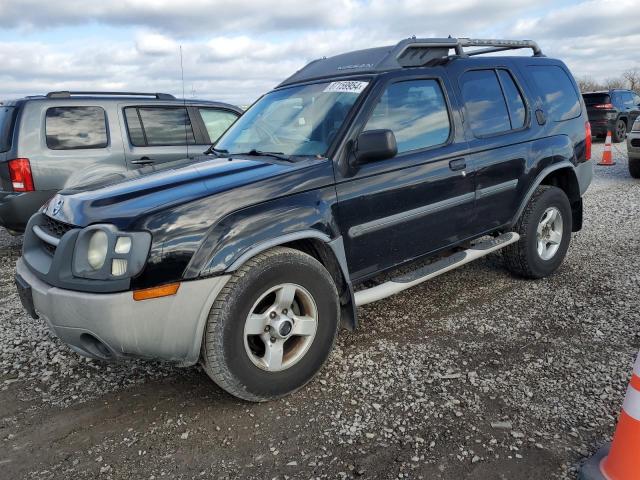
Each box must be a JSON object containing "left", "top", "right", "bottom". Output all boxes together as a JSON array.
[{"left": 133, "top": 283, "right": 180, "bottom": 301}]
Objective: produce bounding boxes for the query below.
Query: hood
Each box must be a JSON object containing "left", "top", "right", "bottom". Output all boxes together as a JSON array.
[{"left": 46, "top": 155, "right": 333, "bottom": 228}]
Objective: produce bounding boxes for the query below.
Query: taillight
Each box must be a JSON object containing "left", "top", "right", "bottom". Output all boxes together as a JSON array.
[
  {"left": 593, "top": 103, "right": 614, "bottom": 109},
  {"left": 8, "top": 158, "right": 35, "bottom": 192},
  {"left": 585, "top": 121, "right": 592, "bottom": 161}
]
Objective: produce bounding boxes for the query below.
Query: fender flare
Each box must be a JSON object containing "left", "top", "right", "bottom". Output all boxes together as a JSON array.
[
  {"left": 225, "top": 230, "right": 358, "bottom": 330},
  {"left": 510, "top": 161, "right": 577, "bottom": 227}
]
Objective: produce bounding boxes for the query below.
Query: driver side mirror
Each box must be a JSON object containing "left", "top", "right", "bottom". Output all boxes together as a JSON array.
[{"left": 353, "top": 129, "right": 398, "bottom": 165}]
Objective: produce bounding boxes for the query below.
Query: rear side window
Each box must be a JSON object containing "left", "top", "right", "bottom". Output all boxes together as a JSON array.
[
  {"left": 45, "top": 106, "right": 108, "bottom": 150},
  {"left": 124, "top": 107, "right": 196, "bottom": 147},
  {"left": 0, "top": 106, "right": 16, "bottom": 153},
  {"left": 460, "top": 70, "right": 512, "bottom": 136},
  {"left": 364, "top": 79, "right": 451, "bottom": 153},
  {"left": 198, "top": 108, "right": 239, "bottom": 142},
  {"left": 528, "top": 65, "right": 581, "bottom": 121}
]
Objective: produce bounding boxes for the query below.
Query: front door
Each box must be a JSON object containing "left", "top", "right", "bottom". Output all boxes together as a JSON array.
[{"left": 335, "top": 74, "right": 476, "bottom": 281}]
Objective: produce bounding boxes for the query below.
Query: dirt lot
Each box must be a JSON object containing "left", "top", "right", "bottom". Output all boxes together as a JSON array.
[{"left": 1, "top": 140, "right": 638, "bottom": 480}]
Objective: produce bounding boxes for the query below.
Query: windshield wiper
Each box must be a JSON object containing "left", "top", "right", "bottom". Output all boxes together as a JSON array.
[
  {"left": 236, "top": 149, "right": 292, "bottom": 162},
  {"left": 205, "top": 146, "right": 229, "bottom": 156}
]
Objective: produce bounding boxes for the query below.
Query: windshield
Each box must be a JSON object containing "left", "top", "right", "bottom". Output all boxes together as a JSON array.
[
  {"left": 215, "top": 80, "right": 369, "bottom": 157},
  {"left": 0, "top": 106, "right": 16, "bottom": 153}
]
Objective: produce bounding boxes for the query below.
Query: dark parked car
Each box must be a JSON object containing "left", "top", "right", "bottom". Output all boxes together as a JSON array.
[
  {"left": 15, "top": 38, "right": 592, "bottom": 401},
  {"left": 0, "top": 92, "right": 242, "bottom": 233},
  {"left": 583, "top": 89, "right": 640, "bottom": 143}
]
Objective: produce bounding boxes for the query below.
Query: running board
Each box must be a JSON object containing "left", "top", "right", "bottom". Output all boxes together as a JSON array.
[{"left": 354, "top": 232, "right": 520, "bottom": 306}]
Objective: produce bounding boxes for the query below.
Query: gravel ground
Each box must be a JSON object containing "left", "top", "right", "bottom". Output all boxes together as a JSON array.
[{"left": 1, "top": 140, "right": 638, "bottom": 479}]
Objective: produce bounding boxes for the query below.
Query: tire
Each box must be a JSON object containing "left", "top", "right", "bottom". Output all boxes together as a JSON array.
[
  {"left": 504, "top": 185, "right": 572, "bottom": 279},
  {"left": 629, "top": 157, "right": 640, "bottom": 179},
  {"left": 612, "top": 119, "right": 627, "bottom": 143},
  {"left": 200, "top": 247, "right": 340, "bottom": 402}
]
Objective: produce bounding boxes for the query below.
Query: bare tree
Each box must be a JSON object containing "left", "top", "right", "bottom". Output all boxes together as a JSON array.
[
  {"left": 622, "top": 68, "right": 640, "bottom": 92},
  {"left": 604, "top": 77, "right": 626, "bottom": 90},
  {"left": 576, "top": 76, "right": 604, "bottom": 92}
]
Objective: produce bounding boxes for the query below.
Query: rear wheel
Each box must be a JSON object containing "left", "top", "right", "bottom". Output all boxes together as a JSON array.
[
  {"left": 629, "top": 157, "right": 640, "bottom": 178},
  {"left": 504, "top": 185, "right": 572, "bottom": 279},
  {"left": 613, "top": 119, "right": 627, "bottom": 143},
  {"left": 201, "top": 247, "right": 340, "bottom": 402}
]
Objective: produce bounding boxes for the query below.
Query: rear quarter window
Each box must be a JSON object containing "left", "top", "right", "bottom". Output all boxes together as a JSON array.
[
  {"left": 45, "top": 106, "right": 108, "bottom": 150},
  {"left": 0, "top": 106, "right": 17, "bottom": 153},
  {"left": 528, "top": 65, "right": 581, "bottom": 121}
]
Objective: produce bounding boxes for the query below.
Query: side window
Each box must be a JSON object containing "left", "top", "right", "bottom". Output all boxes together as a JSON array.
[
  {"left": 124, "top": 107, "right": 196, "bottom": 147},
  {"left": 622, "top": 92, "right": 636, "bottom": 108},
  {"left": 527, "top": 65, "right": 581, "bottom": 121},
  {"left": 364, "top": 79, "right": 450, "bottom": 154},
  {"left": 198, "top": 108, "right": 239, "bottom": 142},
  {"left": 460, "top": 70, "right": 511, "bottom": 136},
  {"left": 45, "top": 106, "right": 108, "bottom": 150},
  {"left": 634, "top": 93, "right": 640, "bottom": 106},
  {"left": 497, "top": 70, "right": 527, "bottom": 129}
]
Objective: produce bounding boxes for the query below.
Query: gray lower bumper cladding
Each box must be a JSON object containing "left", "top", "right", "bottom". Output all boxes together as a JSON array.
[{"left": 16, "top": 258, "right": 230, "bottom": 365}]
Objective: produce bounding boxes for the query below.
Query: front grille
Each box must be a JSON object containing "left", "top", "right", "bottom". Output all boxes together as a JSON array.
[
  {"left": 631, "top": 139, "right": 640, "bottom": 148},
  {"left": 38, "top": 216, "right": 75, "bottom": 256},
  {"left": 42, "top": 216, "right": 74, "bottom": 239}
]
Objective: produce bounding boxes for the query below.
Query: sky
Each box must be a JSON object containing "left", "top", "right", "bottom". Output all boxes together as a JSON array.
[{"left": 0, "top": 0, "right": 637, "bottom": 106}]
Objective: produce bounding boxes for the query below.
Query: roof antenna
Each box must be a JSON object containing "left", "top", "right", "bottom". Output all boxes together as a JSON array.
[{"left": 180, "top": 45, "right": 189, "bottom": 160}]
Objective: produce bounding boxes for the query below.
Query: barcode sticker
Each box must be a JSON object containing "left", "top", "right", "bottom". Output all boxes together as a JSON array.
[{"left": 323, "top": 81, "right": 369, "bottom": 94}]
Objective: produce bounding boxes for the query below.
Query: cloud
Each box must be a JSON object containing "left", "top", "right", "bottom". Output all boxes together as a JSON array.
[
  {"left": 0, "top": 0, "right": 637, "bottom": 106},
  {"left": 0, "top": 0, "right": 357, "bottom": 36}
]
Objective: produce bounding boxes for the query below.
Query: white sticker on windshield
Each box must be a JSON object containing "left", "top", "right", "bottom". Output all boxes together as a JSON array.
[{"left": 323, "top": 81, "right": 369, "bottom": 94}]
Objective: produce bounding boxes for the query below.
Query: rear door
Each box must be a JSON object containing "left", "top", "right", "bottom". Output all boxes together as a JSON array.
[
  {"left": 451, "top": 66, "right": 532, "bottom": 231},
  {"left": 120, "top": 105, "right": 211, "bottom": 168},
  {"left": 622, "top": 91, "right": 640, "bottom": 126},
  {"left": 335, "top": 72, "right": 476, "bottom": 281}
]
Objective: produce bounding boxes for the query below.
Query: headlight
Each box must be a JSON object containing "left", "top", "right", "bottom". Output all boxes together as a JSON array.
[
  {"left": 72, "top": 225, "right": 151, "bottom": 280},
  {"left": 633, "top": 118, "right": 640, "bottom": 132},
  {"left": 87, "top": 230, "right": 108, "bottom": 270}
]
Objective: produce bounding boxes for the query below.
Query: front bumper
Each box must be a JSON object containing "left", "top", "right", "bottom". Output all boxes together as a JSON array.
[
  {"left": 16, "top": 258, "right": 230, "bottom": 365},
  {"left": 0, "top": 190, "right": 56, "bottom": 233}
]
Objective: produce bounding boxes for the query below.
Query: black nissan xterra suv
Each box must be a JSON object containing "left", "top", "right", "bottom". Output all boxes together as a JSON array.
[{"left": 15, "top": 38, "right": 593, "bottom": 402}]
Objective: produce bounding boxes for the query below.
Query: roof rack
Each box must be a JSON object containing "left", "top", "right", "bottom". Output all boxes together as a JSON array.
[
  {"left": 377, "top": 37, "right": 543, "bottom": 68},
  {"left": 279, "top": 37, "right": 544, "bottom": 87},
  {"left": 45, "top": 91, "right": 176, "bottom": 100}
]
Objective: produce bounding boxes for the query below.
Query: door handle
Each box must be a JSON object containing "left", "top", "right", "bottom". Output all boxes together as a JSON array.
[
  {"left": 449, "top": 158, "right": 466, "bottom": 171},
  {"left": 131, "top": 157, "right": 155, "bottom": 166}
]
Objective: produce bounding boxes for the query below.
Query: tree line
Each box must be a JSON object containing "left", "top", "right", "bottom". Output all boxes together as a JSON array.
[{"left": 576, "top": 68, "right": 640, "bottom": 93}]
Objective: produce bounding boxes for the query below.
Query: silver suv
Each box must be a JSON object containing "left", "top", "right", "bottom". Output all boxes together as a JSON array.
[{"left": 0, "top": 91, "right": 241, "bottom": 233}]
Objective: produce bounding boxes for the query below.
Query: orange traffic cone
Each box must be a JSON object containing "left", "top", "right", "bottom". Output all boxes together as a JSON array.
[
  {"left": 579, "top": 353, "right": 640, "bottom": 479},
  {"left": 598, "top": 131, "right": 616, "bottom": 166}
]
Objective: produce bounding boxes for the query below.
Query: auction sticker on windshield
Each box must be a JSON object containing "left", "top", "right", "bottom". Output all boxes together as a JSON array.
[{"left": 323, "top": 81, "right": 369, "bottom": 94}]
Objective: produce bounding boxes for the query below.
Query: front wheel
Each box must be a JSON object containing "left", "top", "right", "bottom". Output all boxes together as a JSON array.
[
  {"left": 201, "top": 247, "right": 340, "bottom": 402},
  {"left": 504, "top": 185, "right": 572, "bottom": 279}
]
